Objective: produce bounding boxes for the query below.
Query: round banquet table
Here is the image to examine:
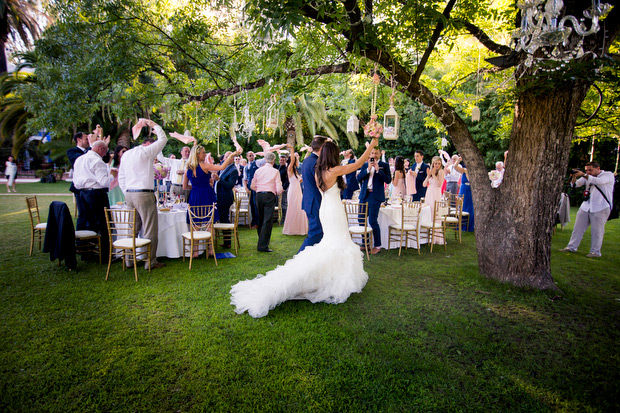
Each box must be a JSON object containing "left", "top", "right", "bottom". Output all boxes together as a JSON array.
[
  {"left": 377, "top": 204, "right": 432, "bottom": 250},
  {"left": 110, "top": 205, "right": 189, "bottom": 258},
  {"left": 156, "top": 209, "right": 189, "bottom": 258}
]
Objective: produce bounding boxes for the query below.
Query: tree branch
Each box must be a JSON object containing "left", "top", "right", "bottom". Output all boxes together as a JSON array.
[
  {"left": 186, "top": 62, "right": 353, "bottom": 102},
  {"left": 412, "top": 0, "right": 457, "bottom": 86},
  {"left": 456, "top": 20, "right": 514, "bottom": 56}
]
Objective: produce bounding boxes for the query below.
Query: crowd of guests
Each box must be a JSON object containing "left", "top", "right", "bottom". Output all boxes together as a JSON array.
[{"left": 66, "top": 118, "right": 518, "bottom": 262}]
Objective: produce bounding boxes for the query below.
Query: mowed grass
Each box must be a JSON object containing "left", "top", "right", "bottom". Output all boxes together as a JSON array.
[{"left": 1, "top": 182, "right": 619, "bottom": 412}]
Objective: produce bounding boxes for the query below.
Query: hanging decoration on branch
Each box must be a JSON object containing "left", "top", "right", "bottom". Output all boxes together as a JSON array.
[
  {"left": 383, "top": 74, "right": 399, "bottom": 140},
  {"left": 364, "top": 67, "right": 383, "bottom": 138},
  {"left": 239, "top": 91, "right": 256, "bottom": 139},
  {"left": 512, "top": 0, "right": 611, "bottom": 66},
  {"left": 231, "top": 95, "right": 240, "bottom": 132},
  {"left": 347, "top": 114, "right": 359, "bottom": 134},
  {"left": 266, "top": 95, "right": 279, "bottom": 129}
]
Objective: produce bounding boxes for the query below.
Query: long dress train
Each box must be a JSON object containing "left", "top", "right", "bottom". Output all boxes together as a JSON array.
[{"left": 230, "top": 184, "right": 368, "bottom": 318}]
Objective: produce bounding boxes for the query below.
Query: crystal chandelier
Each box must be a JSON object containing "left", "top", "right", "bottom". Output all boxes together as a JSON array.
[{"left": 512, "top": 0, "right": 611, "bottom": 66}]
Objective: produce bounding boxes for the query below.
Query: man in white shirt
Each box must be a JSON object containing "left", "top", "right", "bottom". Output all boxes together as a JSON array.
[
  {"left": 74, "top": 140, "right": 115, "bottom": 259},
  {"left": 560, "top": 161, "right": 615, "bottom": 257},
  {"left": 157, "top": 145, "right": 191, "bottom": 199},
  {"left": 119, "top": 119, "right": 169, "bottom": 269}
]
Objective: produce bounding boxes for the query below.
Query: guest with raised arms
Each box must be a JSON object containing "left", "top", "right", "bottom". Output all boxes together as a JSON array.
[
  {"left": 183, "top": 145, "right": 241, "bottom": 257},
  {"left": 282, "top": 144, "right": 308, "bottom": 235}
]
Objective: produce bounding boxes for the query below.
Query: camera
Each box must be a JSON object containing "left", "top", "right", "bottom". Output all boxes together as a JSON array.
[
  {"left": 369, "top": 157, "right": 375, "bottom": 163},
  {"left": 583, "top": 190, "right": 590, "bottom": 201}
]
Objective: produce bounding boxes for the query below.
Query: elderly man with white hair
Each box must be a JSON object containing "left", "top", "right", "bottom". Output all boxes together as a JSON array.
[
  {"left": 490, "top": 161, "right": 505, "bottom": 188},
  {"left": 251, "top": 151, "right": 283, "bottom": 252},
  {"left": 73, "top": 140, "right": 115, "bottom": 259}
]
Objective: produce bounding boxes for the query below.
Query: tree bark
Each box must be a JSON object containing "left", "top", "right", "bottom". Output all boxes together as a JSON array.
[{"left": 471, "top": 82, "right": 590, "bottom": 289}]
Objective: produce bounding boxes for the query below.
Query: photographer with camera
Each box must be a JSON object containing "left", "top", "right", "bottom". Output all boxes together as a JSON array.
[{"left": 560, "top": 161, "right": 614, "bottom": 258}]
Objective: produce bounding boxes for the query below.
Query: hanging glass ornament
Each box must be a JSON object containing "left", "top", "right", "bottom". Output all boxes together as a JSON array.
[
  {"left": 266, "top": 95, "right": 279, "bottom": 129},
  {"left": 347, "top": 114, "right": 359, "bottom": 133}
]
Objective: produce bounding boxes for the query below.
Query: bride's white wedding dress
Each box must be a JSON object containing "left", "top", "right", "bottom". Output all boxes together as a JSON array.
[{"left": 230, "top": 184, "right": 368, "bottom": 318}]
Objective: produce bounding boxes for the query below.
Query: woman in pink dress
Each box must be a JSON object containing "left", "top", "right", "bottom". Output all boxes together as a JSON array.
[
  {"left": 282, "top": 146, "right": 308, "bottom": 235},
  {"left": 423, "top": 156, "right": 445, "bottom": 244}
]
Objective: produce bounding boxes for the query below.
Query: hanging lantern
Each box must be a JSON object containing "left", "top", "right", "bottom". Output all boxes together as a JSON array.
[
  {"left": 383, "top": 105, "right": 399, "bottom": 140},
  {"left": 347, "top": 114, "right": 359, "bottom": 133},
  {"left": 266, "top": 95, "right": 278, "bottom": 129},
  {"left": 471, "top": 106, "right": 480, "bottom": 122}
]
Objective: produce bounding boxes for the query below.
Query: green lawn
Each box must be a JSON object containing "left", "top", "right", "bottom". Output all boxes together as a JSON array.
[{"left": 1, "top": 182, "right": 619, "bottom": 412}]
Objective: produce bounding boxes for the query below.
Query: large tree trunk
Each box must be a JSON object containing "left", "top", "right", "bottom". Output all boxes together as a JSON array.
[
  {"left": 471, "top": 82, "right": 591, "bottom": 289},
  {"left": 0, "top": 40, "right": 7, "bottom": 74}
]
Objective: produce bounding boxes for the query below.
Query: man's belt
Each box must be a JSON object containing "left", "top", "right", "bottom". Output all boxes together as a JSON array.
[
  {"left": 80, "top": 188, "right": 108, "bottom": 193},
  {"left": 126, "top": 189, "right": 155, "bottom": 192},
  {"left": 171, "top": 183, "right": 183, "bottom": 187}
]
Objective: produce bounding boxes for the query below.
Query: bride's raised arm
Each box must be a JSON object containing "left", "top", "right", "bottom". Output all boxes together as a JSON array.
[{"left": 331, "top": 137, "right": 379, "bottom": 177}]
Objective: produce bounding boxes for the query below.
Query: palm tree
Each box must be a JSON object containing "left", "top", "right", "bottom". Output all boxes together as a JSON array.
[{"left": 0, "top": 0, "right": 44, "bottom": 74}]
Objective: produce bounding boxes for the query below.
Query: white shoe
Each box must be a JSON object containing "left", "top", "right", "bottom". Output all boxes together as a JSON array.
[
  {"left": 559, "top": 247, "right": 576, "bottom": 252},
  {"left": 586, "top": 253, "right": 601, "bottom": 258}
]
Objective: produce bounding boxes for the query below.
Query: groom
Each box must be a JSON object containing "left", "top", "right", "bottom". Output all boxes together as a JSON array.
[
  {"left": 298, "top": 135, "right": 328, "bottom": 252},
  {"left": 357, "top": 145, "right": 392, "bottom": 255}
]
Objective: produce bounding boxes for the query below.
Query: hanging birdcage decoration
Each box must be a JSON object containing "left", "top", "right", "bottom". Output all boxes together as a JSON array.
[
  {"left": 347, "top": 114, "right": 359, "bottom": 133},
  {"left": 383, "top": 75, "right": 399, "bottom": 140},
  {"left": 383, "top": 105, "right": 399, "bottom": 140},
  {"left": 471, "top": 106, "right": 480, "bottom": 122},
  {"left": 266, "top": 95, "right": 278, "bottom": 129}
]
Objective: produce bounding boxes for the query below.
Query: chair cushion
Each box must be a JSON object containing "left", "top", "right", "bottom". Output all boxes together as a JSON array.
[
  {"left": 182, "top": 230, "right": 212, "bottom": 239},
  {"left": 214, "top": 223, "right": 235, "bottom": 229},
  {"left": 113, "top": 238, "right": 151, "bottom": 248},
  {"left": 75, "top": 230, "right": 99, "bottom": 238},
  {"left": 349, "top": 225, "right": 371, "bottom": 234},
  {"left": 461, "top": 211, "right": 470, "bottom": 216},
  {"left": 390, "top": 224, "right": 417, "bottom": 231},
  {"left": 35, "top": 222, "right": 47, "bottom": 230},
  {"left": 444, "top": 217, "right": 459, "bottom": 223},
  {"left": 420, "top": 221, "right": 443, "bottom": 229}
]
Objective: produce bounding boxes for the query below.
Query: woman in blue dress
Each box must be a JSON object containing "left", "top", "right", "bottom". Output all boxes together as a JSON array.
[
  {"left": 183, "top": 145, "right": 240, "bottom": 256},
  {"left": 455, "top": 161, "right": 474, "bottom": 232}
]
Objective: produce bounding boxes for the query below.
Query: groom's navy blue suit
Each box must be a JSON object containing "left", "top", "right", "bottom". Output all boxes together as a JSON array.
[
  {"left": 299, "top": 152, "right": 322, "bottom": 252},
  {"left": 357, "top": 160, "right": 391, "bottom": 248}
]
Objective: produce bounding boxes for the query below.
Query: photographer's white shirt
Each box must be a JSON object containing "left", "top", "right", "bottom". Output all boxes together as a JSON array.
[{"left": 575, "top": 170, "right": 614, "bottom": 213}]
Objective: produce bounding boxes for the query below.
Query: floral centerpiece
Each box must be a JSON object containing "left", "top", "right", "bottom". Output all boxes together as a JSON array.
[
  {"left": 154, "top": 163, "right": 170, "bottom": 180},
  {"left": 364, "top": 115, "right": 383, "bottom": 138}
]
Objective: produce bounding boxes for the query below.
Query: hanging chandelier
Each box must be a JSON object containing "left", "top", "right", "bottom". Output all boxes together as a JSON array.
[{"left": 512, "top": 0, "right": 611, "bottom": 66}]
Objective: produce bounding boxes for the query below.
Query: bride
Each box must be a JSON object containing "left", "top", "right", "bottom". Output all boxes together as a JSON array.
[{"left": 230, "top": 137, "right": 380, "bottom": 318}]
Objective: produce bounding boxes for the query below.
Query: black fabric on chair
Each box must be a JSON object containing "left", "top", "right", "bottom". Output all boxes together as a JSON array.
[{"left": 43, "top": 201, "right": 77, "bottom": 269}]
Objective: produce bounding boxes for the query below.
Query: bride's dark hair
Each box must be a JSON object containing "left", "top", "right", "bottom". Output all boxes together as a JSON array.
[{"left": 316, "top": 141, "right": 346, "bottom": 192}]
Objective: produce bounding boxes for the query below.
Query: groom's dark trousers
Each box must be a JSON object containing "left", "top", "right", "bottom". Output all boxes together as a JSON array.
[{"left": 299, "top": 152, "right": 323, "bottom": 252}]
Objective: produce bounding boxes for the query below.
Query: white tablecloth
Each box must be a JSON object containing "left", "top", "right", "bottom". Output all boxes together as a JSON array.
[
  {"left": 156, "top": 209, "right": 189, "bottom": 258},
  {"left": 378, "top": 205, "right": 431, "bottom": 250},
  {"left": 110, "top": 206, "right": 189, "bottom": 258}
]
